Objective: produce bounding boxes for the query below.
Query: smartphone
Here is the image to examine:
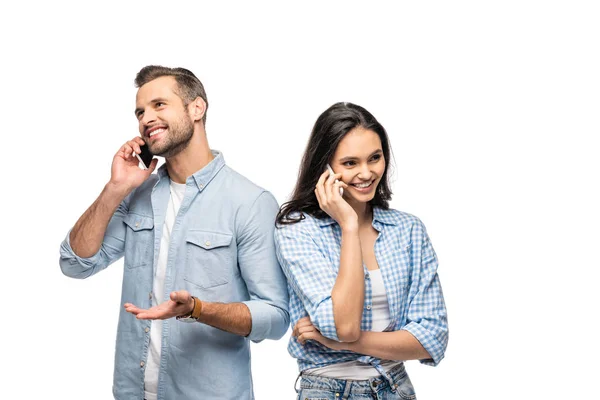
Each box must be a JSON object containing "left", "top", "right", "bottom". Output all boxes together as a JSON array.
[
  {"left": 326, "top": 164, "right": 344, "bottom": 196},
  {"left": 135, "top": 144, "right": 153, "bottom": 170}
]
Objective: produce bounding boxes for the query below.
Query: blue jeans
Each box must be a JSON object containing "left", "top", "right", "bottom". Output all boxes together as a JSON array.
[{"left": 296, "top": 363, "right": 416, "bottom": 400}]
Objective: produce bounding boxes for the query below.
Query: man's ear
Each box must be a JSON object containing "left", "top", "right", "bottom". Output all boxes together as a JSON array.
[{"left": 189, "top": 97, "right": 206, "bottom": 122}]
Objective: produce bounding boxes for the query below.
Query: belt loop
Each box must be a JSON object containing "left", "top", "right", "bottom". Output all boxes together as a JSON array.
[
  {"left": 342, "top": 380, "right": 352, "bottom": 399},
  {"left": 294, "top": 371, "right": 302, "bottom": 393},
  {"left": 373, "top": 363, "right": 397, "bottom": 393}
]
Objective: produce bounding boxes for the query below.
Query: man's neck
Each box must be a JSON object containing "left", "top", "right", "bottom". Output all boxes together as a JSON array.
[{"left": 165, "top": 129, "right": 214, "bottom": 184}]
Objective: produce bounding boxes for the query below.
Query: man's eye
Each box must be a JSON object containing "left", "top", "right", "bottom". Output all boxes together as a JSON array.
[{"left": 156, "top": 102, "right": 165, "bottom": 107}]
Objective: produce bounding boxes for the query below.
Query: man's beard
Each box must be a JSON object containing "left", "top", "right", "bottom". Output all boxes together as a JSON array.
[{"left": 147, "top": 115, "right": 194, "bottom": 159}]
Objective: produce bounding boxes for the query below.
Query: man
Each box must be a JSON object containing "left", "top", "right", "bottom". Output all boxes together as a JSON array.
[{"left": 59, "top": 65, "right": 289, "bottom": 400}]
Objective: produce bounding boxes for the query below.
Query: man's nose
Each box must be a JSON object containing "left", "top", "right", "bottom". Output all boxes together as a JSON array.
[{"left": 141, "top": 109, "right": 157, "bottom": 126}]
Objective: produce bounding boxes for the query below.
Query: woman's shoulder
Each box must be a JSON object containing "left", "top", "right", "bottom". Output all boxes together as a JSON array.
[
  {"left": 374, "top": 207, "right": 425, "bottom": 228},
  {"left": 275, "top": 211, "right": 326, "bottom": 236}
]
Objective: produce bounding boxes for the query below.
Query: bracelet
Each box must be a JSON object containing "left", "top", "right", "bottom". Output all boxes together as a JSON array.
[
  {"left": 176, "top": 296, "right": 201, "bottom": 321},
  {"left": 191, "top": 296, "right": 202, "bottom": 320}
]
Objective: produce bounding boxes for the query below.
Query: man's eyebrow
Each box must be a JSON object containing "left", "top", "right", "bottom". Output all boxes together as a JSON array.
[{"left": 151, "top": 97, "right": 168, "bottom": 104}]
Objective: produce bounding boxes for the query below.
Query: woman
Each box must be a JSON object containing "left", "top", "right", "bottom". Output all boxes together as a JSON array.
[{"left": 275, "top": 102, "right": 448, "bottom": 399}]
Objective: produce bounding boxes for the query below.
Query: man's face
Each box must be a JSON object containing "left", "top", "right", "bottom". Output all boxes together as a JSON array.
[{"left": 135, "top": 76, "right": 194, "bottom": 158}]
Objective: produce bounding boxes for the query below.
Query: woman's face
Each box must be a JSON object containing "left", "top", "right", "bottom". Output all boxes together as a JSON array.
[{"left": 330, "top": 127, "right": 386, "bottom": 205}]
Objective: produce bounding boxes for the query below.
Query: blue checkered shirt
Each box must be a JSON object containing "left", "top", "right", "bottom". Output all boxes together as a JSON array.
[{"left": 275, "top": 207, "right": 448, "bottom": 373}]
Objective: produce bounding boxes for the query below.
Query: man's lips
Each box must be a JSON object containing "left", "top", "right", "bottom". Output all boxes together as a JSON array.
[{"left": 145, "top": 126, "right": 167, "bottom": 137}]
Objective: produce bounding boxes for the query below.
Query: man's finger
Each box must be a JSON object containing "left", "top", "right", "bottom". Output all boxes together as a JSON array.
[
  {"left": 124, "top": 304, "right": 143, "bottom": 315},
  {"left": 170, "top": 290, "right": 190, "bottom": 303},
  {"left": 136, "top": 310, "right": 164, "bottom": 320}
]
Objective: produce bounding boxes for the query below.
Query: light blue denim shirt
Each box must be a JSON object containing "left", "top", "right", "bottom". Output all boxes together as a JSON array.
[
  {"left": 275, "top": 208, "right": 448, "bottom": 378},
  {"left": 60, "top": 151, "right": 289, "bottom": 400}
]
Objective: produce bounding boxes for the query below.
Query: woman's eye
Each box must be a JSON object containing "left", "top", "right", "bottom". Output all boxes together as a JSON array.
[
  {"left": 343, "top": 161, "right": 356, "bottom": 167},
  {"left": 370, "top": 154, "right": 382, "bottom": 162}
]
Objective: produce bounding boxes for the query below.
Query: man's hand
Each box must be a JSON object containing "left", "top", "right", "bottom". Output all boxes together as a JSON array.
[
  {"left": 109, "top": 136, "right": 158, "bottom": 194},
  {"left": 293, "top": 316, "right": 344, "bottom": 350},
  {"left": 124, "top": 290, "right": 194, "bottom": 320}
]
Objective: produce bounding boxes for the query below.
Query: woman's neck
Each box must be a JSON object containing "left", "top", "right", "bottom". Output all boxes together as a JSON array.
[{"left": 349, "top": 200, "right": 373, "bottom": 228}]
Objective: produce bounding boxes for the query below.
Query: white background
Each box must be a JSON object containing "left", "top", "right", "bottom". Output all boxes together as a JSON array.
[{"left": 1, "top": 1, "right": 599, "bottom": 399}]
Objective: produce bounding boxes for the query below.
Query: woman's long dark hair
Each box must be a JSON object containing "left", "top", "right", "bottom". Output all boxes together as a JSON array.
[{"left": 276, "top": 102, "right": 393, "bottom": 225}]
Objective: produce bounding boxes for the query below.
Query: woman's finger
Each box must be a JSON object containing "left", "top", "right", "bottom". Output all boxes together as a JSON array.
[{"left": 324, "top": 171, "right": 337, "bottom": 200}]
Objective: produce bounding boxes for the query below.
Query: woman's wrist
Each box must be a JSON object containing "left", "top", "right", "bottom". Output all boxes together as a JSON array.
[{"left": 340, "top": 220, "right": 359, "bottom": 233}]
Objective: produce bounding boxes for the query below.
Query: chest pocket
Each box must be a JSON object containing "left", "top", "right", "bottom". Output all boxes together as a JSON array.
[
  {"left": 123, "top": 214, "right": 154, "bottom": 269},
  {"left": 185, "top": 230, "right": 234, "bottom": 289}
]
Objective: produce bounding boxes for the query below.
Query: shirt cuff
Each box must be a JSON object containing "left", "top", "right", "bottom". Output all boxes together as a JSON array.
[
  {"left": 402, "top": 321, "right": 445, "bottom": 366},
  {"left": 243, "top": 300, "right": 288, "bottom": 343},
  {"left": 59, "top": 231, "right": 103, "bottom": 278},
  {"left": 311, "top": 297, "right": 339, "bottom": 342}
]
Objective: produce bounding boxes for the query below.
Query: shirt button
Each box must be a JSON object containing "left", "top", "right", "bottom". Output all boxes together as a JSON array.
[
  {"left": 335, "top": 394, "right": 340, "bottom": 397},
  {"left": 149, "top": 292, "right": 153, "bottom": 299},
  {"left": 366, "top": 305, "right": 372, "bottom": 310},
  {"left": 135, "top": 222, "right": 140, "bottom": 228},
  {"left": 145, "top": 327, "right": 149, "bottom": 333},
  {"left": 199, "top": 184, "right": 204, "bottom": 189},
  {"left": 205, "top": 241, "right": 211, "bottom": 247},
  {"left": 365, "top": 274, "right": 370, "bottom": 280},
  {"left": 140, "top": 361, "right": 145, "bottom": 367}
]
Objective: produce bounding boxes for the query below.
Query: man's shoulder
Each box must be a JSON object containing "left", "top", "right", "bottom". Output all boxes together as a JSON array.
[{"left": 218, "top": 165, "right": 276, "bottom": 205}]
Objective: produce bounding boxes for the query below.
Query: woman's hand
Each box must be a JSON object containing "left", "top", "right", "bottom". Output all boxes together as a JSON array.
[
  {"left": 293, "top": 316, "right": 345, "bottom": 351},
  {"left": 314, "top": 169, "right": 356, "bottom": 230}
]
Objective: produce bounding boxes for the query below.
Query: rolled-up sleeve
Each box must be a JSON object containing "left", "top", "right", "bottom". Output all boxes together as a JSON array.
[
  {"left": 274, "top": 222, "right": 340, "bottom": 342},
  {"left": 402, "top": 222, "right": 449, "bottom": 366},
  {"left": 59, "top": 198, "right": 129, "bottom": 279},
  {"left": 238, "top": 192, "right": 290, "bottom": 342}
]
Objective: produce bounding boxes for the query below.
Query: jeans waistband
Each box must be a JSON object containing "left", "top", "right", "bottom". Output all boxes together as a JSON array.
[{"left": 299, "top": 362, "right": 407, "bottom": 396}]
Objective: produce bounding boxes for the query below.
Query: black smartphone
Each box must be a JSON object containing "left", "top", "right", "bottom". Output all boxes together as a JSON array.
[{"left": 135, "top": 144, "right": 153, "bottom": 170}]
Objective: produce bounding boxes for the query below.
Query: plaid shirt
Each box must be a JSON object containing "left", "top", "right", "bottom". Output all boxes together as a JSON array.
[{"left": 275, "top": 207, "right": 448, "bottom": 374}]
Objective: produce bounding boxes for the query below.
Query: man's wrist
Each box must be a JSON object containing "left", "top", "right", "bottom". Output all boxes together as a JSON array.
[
  {"left": 188, "top": 296, "right": 195, "bottom": 315},
  {"left": 191, "top": 297, "right": 202, "bottom": 320},
  {"left": 177, "top": 296, "right": 202, "bottom": 321},
  {"left": 104, "top": 182, "right": 132, "bottom": 201}
]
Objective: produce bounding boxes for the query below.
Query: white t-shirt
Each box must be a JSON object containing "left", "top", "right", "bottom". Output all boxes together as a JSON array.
[
  {"left": 307, "top": 268, "right": 403, "bottom": 379},
  {"left": 144, "top": 180, "right": 186, "bottom": 400}
]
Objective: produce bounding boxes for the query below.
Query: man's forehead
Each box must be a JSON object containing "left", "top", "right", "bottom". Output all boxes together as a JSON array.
[{"left": 136, "top": 76, "right": 178, "bottom": 104}]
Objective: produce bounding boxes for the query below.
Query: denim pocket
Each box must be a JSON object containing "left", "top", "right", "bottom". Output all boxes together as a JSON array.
[
  {"left": 185, "top": 230, "right": 234, "bottom": 288},
  {"left": 123, "top": 214, "right": 154, "bottom": 269},
  {"left": 394, "top": 370, "right": 416, "bottom": 400},
  {"left": 297, "top": 388, "right": 337, "bottom": 400}
]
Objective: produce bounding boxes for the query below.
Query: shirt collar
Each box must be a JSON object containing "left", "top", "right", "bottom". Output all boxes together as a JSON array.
[
  {"left": 317, "top": 206, "right": 399, "bottom": 227},
  {"left": 157, "top": 150, "right": 226, "bottom": 192}
]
